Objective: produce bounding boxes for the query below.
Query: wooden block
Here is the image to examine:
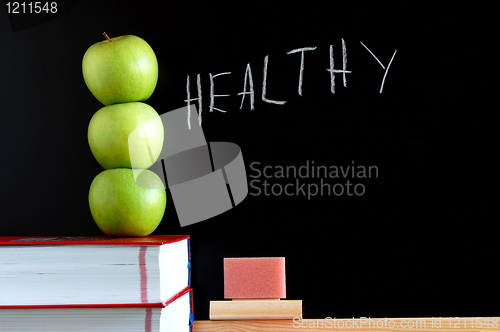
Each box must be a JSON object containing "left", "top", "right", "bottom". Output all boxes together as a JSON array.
[
  {"left": 195, "top": 317, "right": 500, "bottom": 332},
  {"left": 209, "top": 299, "right": 302, "bottom": 320}
]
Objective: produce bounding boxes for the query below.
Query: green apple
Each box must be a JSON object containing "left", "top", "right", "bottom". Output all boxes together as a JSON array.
[
  {"left": 82, "top": 33, "right": 158, "bottom": 105},
  {"left": 89, "top": 168, "right": 166, "bottom": 237},
  {"left": 88, "top": 102, "right": 164, "bottom": 169}
]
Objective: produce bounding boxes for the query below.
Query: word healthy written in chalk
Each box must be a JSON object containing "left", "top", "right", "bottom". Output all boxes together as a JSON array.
[{"left": 184, "top": 39, "right": 398, "bottom": 128}]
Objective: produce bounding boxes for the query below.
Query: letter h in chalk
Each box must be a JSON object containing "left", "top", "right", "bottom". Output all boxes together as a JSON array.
[{"left": 209, "top": 257, "right": 303, "bottom": 320}]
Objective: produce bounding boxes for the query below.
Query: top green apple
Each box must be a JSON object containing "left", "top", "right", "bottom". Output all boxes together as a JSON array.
[{"left": 82, "top": 33, "right": 158, "bottom": 105}]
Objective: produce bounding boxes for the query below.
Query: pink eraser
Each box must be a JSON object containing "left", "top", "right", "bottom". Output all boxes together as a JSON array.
[{"left": 223, "top": 257, "right": 286, "bottom": 299}]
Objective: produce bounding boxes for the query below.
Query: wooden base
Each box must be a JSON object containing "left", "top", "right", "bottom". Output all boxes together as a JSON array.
[
  {"left": 195, "top": 317, "right": 499, "bottom": 331},
  {"left": 209, "top": 299, "right": 302, "bottom": 320}
]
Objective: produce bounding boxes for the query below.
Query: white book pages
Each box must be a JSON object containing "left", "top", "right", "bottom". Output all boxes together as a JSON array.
[{"left": 0, "top": 239, "right": 189, "bottom": 305}]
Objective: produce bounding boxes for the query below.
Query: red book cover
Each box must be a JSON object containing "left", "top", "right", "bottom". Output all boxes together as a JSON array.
[
  {"left": 0, "top": 235, "right": 189, "bottom": 245},
  {"left": 0, "top": 285, "right": 193, "bottom": 309},
  {"left": 0, "top": 287, "right": 194, "bottom": 332}
]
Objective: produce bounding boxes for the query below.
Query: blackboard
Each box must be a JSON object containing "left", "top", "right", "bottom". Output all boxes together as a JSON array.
[{"left": 1, "top": 0, "right": 497, "bottom": 320}]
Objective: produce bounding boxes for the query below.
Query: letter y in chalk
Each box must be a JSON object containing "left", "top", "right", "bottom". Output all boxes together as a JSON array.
[{"left": 360, "top": 41, "right": 397, "bottom": 93}]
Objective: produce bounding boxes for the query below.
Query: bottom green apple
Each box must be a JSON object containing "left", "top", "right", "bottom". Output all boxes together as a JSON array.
[{"left": 89, "top": 168, "right": 166, "bottom": 237}]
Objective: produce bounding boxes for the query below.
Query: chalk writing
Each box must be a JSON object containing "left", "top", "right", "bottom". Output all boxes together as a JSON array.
[
  {"left": 327, "top": 39, "right": 351, "bottom": 94},
  {"left": 287, "top": 47, "right": 317, "bottom": 96},
  {"left": 262, "top": 55, "right": 287, "bottom": 105},
  {"left": 209, "top": 72, "right": 231, "bottom": 113},
  {"left": 185, "top": 74, "right": 202, "bottom": 129},
  {"left": 184, "top": 39, "right": 397, "bottom": 128},
  {"left": 360, "top": 41, "right": 397, "bottom": 93},
  {"left": 237, "top": 63, "right": 255, "bottom": 110}
]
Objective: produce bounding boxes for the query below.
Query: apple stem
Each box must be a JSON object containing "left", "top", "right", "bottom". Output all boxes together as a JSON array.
[{"left": 102, "top": 32, "right": 112, "bottom": 42}]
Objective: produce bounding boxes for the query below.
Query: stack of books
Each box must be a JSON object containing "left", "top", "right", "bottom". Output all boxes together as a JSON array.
[{"left": 0, "top": 235, "right": 193, "bottom": 331}]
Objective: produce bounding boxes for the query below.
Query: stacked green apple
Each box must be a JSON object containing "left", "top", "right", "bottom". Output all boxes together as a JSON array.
[{"left": 83, "top": 33, "right": 166, "bottom": 237}]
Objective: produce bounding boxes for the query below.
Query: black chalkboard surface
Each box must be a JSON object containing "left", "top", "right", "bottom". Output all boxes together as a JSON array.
[{"left": 0, "top": 0, "right": 496, "bottom": 320}]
